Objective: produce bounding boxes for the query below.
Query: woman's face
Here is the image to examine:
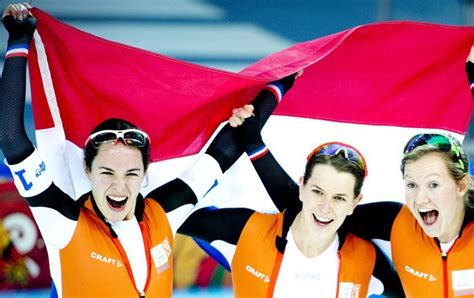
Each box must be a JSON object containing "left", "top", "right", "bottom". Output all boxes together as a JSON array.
[
  {"left": 404, "top": 152, "right": 468, "bottom": 243},
  {"left": 299, "top": 164, "right": 361, "bottom": 238},
  {"left": 86, "top": 142, "right": 145, "bottom": 222}
]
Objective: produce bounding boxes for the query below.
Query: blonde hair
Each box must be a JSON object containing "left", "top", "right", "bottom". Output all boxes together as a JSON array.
[{"left": 401, "top": 138, "right": 473, "bottom": 210}]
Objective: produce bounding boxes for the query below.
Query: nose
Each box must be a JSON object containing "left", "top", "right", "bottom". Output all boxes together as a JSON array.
[
  {"left": 414, "top": 187, "right": 431, "bottom": 205},
  {"left": 111, "top": 176, "right": 127, "bottom": 191},
  {"left": 319, "top": 197, "right": 332, "bottom": 213}
]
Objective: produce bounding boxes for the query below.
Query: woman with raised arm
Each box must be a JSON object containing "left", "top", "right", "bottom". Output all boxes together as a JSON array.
[
  {"left": 0, "top": 3, "right": 297, "bottom": 297},
  {"left": 232, "top": 55, "right": 474, "bottom": 297},
  {"left": 180, "top": 130, "right": 403, "bottom": 297}
]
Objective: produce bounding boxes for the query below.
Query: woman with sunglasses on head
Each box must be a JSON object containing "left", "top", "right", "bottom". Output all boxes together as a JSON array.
[
  {"left": 232, "top": 56, "right": 474, "bottom": 297},
  {"left": 179, "top": 135, "right": 404, "bottom": 296},
  {"left": 346, "top": 133, "right": 473, "bottom": 298},
  {"left": 0, "top": 4, "right": 299, "bottom": 297}
]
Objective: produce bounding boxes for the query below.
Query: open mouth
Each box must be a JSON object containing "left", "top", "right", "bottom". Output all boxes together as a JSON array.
[
  {"left": 106, "top": 195, "right": 128, "bottom": 212},
  {"left": 418, "top": 208, "right": 438, "bottom": 226},
  {"left": 313, "top": 214, "right": 333, "bottom": 226}
]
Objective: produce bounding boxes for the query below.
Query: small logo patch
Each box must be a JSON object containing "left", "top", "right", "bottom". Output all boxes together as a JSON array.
[
  {"left": 246, "top": 265, "right": 270, "bottom": 283},
  {"left": 14, "top": 169, "right": 32, "bottom": 191},
  {"left": 338, "top": 282, "right": 361, "bottom": 298},
  {"left": 405, "top": 265, "right": 437, "bottom": 282},
  {"left": 452, "top": 269, "right": 474, "bottom": 296},
  {"left": 90, "top": 252, "right": 123, "bottom": 267},
  {"left": 151, "top": 237, "right": 171, "bottom": 273}
]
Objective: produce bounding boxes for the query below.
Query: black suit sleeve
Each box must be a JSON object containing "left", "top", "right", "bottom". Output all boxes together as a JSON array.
[
  {"left": 372, "top": 242, "right": 404, "bottom": 297},
  {"left": 0, "top": 16, "right": 36, "bottom": 164},
  {"left": 250, "top": 148, "right": 299, "bottom": 212},
  {"left": 348, "top": 202, "right": 403, "bottom": 241},
  {"left": 178, "top": 207, "right": 254, "bottom": 244}
]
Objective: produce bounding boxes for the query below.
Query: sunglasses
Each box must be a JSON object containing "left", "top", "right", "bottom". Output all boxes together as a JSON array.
[
  {"left": 403, "top": 133, "right": 465, "bottom": 171},
  {"left": 307, "top": 142, "right": 368, "bottom": 179},
  {"left": 85, "top": 129, "right": 150, "bottom": 148}
]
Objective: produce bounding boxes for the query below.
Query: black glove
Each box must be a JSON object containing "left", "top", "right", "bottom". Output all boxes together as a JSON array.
[
  {"left": 272, "top": 73, "right": 298, "bottom": 94},
  {"left": 205, "top": 71, "right": 299, "bottom": 172},
  {"left": 242, "top": 72, "right": 299, "bottom": 154},
  {"left": 2, "top": 15, "right": 36, "bottom": 43}
]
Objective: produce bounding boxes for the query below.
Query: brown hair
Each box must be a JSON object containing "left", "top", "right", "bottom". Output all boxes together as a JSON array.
[
  {"left": 83, "top": 118, "right": 150, "bottom": 171},
  {"left": 303, "top": 149, "right": 365, "bottom": 197}
]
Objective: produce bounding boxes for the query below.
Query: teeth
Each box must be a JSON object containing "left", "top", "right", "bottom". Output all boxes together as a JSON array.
[
  {"left": 108, "top": 195, "right": 127, "bottom": 202},
  {"left": 315, "top": 215, "right": 332, "bottom": 223},
  {"left": 418, "top": 208, "right": 434, "bottom": 213}
]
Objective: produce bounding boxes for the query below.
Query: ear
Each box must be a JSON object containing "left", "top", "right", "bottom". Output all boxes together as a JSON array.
[
  {"left": 457, "top": 175, "right": 470, "bottom": 198},
  {"left": 348, "top": 193, "right": 363, "bottom": 215},
  {"left": 83, "top": 160, "right": 91, "bottom": 179},
  {"left": 298, "top": 176, "right": 304, "bottom": 202}
]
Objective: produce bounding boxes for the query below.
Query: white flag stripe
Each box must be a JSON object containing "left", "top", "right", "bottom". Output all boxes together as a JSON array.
[
  {"left": 33, "top": 32, "right": 64, "bottom": 132},
  {"left": 37, "top": 115, "right": 461, "bottom": 210}
]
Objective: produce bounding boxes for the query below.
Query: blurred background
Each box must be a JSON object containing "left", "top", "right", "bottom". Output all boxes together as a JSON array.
[{"left": 0, "top": 0, "right": 472, "bottom": 297}]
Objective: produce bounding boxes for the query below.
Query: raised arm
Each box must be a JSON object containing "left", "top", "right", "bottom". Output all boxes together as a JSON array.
[
  {"left": 146, "top": 75, "right": 298, "bottom": 232},
  {"left": 0, "top": 4, "right": 79, "bottom": 249},
  {"left": 229, "top": 74, "right": 301, "bottom": 212},
  {"left": 206, "top": 73, "right": 298, "bottom": 173},
  {"left": 0, "top": 4, "right": 36, "bottom": 164},
  {"left": 245, "top": 139, "right": 299, "bottom": 212}
]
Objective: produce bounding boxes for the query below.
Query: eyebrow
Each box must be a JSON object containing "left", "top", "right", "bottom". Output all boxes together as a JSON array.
[
  {"left": 312, "top": 185, "right": 349, "bottom": 197},
  {"left": 98, "top": 167, "right": 142, "bottom": 172},
  {"left": 99, "top": 166, "right": 114, "bottom": 171},
  {"left": 424, "top": 173, "right": 441, "bottom": 179},
  {"left": 404, "top": 172, "right": 442, "bottom": 180}
]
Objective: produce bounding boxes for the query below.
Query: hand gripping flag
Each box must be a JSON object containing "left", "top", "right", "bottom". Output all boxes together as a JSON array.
[{"left": 28, "top": 8, "right": 473, "bottom": 268}]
